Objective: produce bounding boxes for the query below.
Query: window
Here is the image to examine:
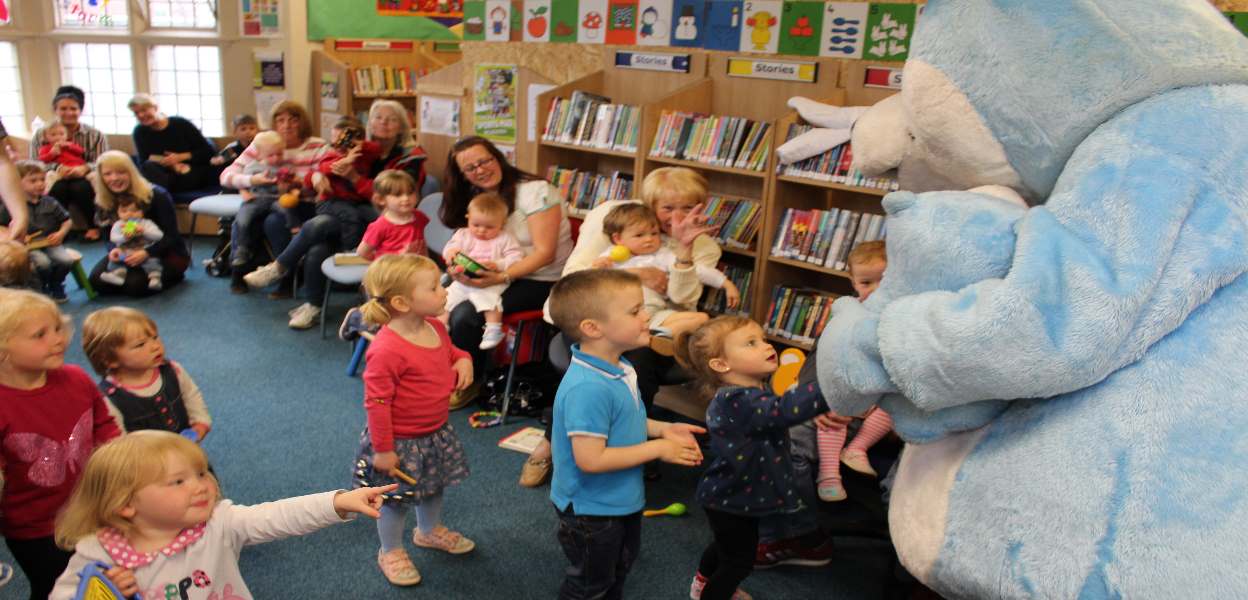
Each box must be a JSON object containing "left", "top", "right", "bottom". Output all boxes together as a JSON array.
[
  {"left": 54, "top": 0, "right": 129, "bottom": 30},
  {"left": 60, "top": 43, "right": 136, "bottom": 135},
  {"left": 149, "top": 45, "right": 223, "bottom": 136},
  {"left": 147, "top": 0, "right": 217, "bottom": 30},
  {"left": 0, "top": 42, "right": 22, "bottom": 136}
]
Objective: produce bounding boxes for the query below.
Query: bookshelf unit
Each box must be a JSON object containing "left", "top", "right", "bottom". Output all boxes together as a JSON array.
[
  {"left": 639, "top": 54, "right": 843, "bottom": 323},
  {"left": 317, "top": 38, "right": 459, "bottom": 132},
  {"left": 758, "top": 61, "right": 902, "bottom": 350},
  {"left": 535, "top": 51, "right": 708, "bottom": 219}
]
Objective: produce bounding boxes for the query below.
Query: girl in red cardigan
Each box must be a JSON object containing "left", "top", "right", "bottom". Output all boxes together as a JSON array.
[
  {"left": 353, "top": 254, "right": 475, "bottom": 587},
  {"left": 0, "top": 289, "right": 121, "bottom": 599}
]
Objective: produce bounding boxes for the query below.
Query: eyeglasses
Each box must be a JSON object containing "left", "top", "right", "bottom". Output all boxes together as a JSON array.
[{"left": 460, "top": 156, "right": 495, "bottom": 174}]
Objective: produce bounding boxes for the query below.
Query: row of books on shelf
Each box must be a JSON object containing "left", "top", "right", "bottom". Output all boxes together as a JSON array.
[
  {"left": 351, "top": 65, "right": 427, "bottom": 96},
  {"left": 779, "top": 126, "right": 899, "bottom": 191},
  {"left": 543, "top": 91, "right": 641, "bottom": 152},
  {"left": 773, "top": 208, "right": 886, "bottom": 272},
  {"left": 699, "top": 263, "right": 754, "bottom": 316},
  {"left": 547, "top": 166, "right": 634, "bottom": 212},
  {"left": 702, "top": 196, "right": 761, "bottom": 250},
  {"left": 765, "top": 286, "right": 838, "bottom": 346},
  {"left": 649, "top": 111, "right": 772, "bottom": 171}
]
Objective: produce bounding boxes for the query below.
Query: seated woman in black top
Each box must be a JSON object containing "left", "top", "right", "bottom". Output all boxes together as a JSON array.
[
  {"left": 88, "top": 151, "right": 190, "bottom": 296},
  {"left": 128, "top": 93, "right": 219, "bottom": 193}
]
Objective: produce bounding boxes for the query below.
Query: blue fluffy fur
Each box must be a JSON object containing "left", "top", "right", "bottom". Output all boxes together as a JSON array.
[{"left": 814, "top": 1, "right": 1248, "bottom": 596}]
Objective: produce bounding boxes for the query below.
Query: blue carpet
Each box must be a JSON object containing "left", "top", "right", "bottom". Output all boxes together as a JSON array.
[{"left": 0, "top": 237, "right": 894, "bottom": 599}]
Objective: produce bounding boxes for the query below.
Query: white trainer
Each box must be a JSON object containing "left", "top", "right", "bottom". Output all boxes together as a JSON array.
[
  {"left": 288, "top": 302, "right": 321, "bottom": 330},
  {"left": 244, "top": 261, "right": 287, "bottom": 289}
]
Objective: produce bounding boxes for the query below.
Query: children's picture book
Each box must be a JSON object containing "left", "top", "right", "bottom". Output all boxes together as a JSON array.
[
  {"left": 670, "top": 0, "right": 705, "bottom": 47},
  {"left": 550, "top": 0, "right": 580, "bottom": 41},
  {"left": 578, "top": 0, "right": 609, "bottom": 43},
  {"left": 819, "top": 1, "right": 868, "bottom": 58},
  {"left": 863, "top": 2, "right": 917, "bottom": 61},
  {"left": 524, "top": 0, "right": 553, "bottom": 41},
  {"left": 739, "top": 0, "right": 781, "bottom": 54},
  {"left": 333, "top": 253, "right": 370, "bottom": 266},
  {"left": 484, "top": 0, "right": 512, "bottom": 40},
  {"left": 636, "top": 0, "right": 672, "bottom": 45},
  {"left": 499, "top": 426, "right": 547, "bottom": 453},
  {"left": 605, "top": 0, "right": 639, "bottom": 45},
  {"left": 777, "top": 0, "right": 822, "bottom": 56},
  {"left": 702, "top": 0, "right": 743, "bottom": 52}
]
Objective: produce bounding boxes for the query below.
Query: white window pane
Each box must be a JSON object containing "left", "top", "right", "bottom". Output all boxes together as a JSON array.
[
  {"left": 0, "top": 49, "right": 14, "bottom": 69},
  {"left": 69, "top": 45, "right": 88, "bottom": 65},
  {"left": 179, "top": 96, "right": 201, "bottom": 116},
  {"left": 161, "top": 97, "right": 180, "bottom": 116},
  {"left": 199, "top": 73, "right": 220, "bottom": 96},
  {"left": 0, "top": 72, "right": 17, "bottom": 93},
  {"left": 148, "top": 0, "right": 218, "bottom": 29},
  {"left": 91, "top": 70, "right": 115, "bottom": 93},
  {"left": 151, "top": 70, "right": 173, "bottom": 93},
  {"left": 198, "top": 47, "right": 219, "bottom": 71},
  {"left": 202, "top": 100, "right": 222, "bottom": 121},
  {"left": 111, "top": 46, "right": 132, "bottom": 68},
  {"left": 173, "top": 46, "right": 198, "bottom": 70},
  {"left": 151, "top": 47, "right": 173, "bottom": 71},
  {"left": 180, "top": 75, "right": 200, "bottom": 96}
]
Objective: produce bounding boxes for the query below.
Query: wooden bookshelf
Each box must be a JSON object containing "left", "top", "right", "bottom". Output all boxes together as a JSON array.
[
  {"left": 758, "top": 61, "right": 903, "bottom": 349},
  {"left": 535, "top": 50, "right": 709, "bottom": 217}
]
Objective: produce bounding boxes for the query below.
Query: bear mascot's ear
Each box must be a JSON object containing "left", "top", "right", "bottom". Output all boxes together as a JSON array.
[{"left": 850, "top": 94, "right": 910, "bottom": 177}]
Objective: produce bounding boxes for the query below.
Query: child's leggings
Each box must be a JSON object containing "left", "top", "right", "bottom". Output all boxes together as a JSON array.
[
  {"left": 816, "top": 407, "right": 894, "bottom": 481},
  {"left": 377, "top": 492, "right": 444, "bottom": 552}
]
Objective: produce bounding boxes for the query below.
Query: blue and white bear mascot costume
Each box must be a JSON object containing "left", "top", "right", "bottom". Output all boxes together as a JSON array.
[{"left": 815, "top": 1, "right": 1248, "bottom": 597}]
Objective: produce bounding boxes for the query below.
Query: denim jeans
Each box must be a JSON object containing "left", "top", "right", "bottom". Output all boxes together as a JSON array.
[
  {"left": 555, "top": 505, "right": 641, "bottom": 600},
  {"left": 230, "top": 196, "right": 275, "bottom": 267},
  {"left": 268, "top": 213, "right": 339, "bottom": 304},
  {"left": 29, "top": 245, "right": 76, "bottom": 285},
  {"left": 315, "top": 198, "right": 378, "bottom": 251}
]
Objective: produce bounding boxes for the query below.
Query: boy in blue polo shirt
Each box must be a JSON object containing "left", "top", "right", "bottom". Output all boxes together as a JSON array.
[{"left": 547, "top": 269, "right": 706, "bottom": 600}]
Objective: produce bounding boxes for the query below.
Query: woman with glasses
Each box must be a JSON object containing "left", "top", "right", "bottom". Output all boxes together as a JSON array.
[
  {"left": 243, "top": 100, "right": 428, "bottom": 329},
  {"left": 440, "top": 136, "right": 573, "bottom": 405}
]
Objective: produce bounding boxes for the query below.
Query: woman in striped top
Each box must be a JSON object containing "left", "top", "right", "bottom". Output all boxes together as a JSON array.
[
  {"left": 218, "top": 101, "right": 326, "bottom": 293},
  {"left": 29, "top": 86, "right": 109, "bottom": 241}
]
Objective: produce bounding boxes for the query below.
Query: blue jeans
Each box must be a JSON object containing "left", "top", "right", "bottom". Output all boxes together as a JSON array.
[
  {"left": 266, "top": 212, "right": 339, "bottom": 304},
  {"left": 555, "top": 506, "right": 641, "bottom": 600},
  {"left": 316, "top": 199, "right": 378, "bottom": 251},
  {"left": 230, "top": 196, "right": 275, "bottom": 267}
]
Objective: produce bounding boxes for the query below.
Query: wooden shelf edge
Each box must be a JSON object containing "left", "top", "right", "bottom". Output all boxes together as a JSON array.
[
  {"left": 768, "top": 256, "right": 850, "bottom": 279},
  {"left": 775, "top": 174, "right": 894, "bottom": 196},
  {"left": 765, "top": 333, "right": 813, "bottom": 351},
  {"left": 721, "top": 245, "right": 756, "bottom": 258},
  {"left": 352, "top": 92, "right": 419, "bottom": 99},
  {"left": 539, "top": 140, "right": 637, "bottom": 159},
  {"left": 645, "top": 155, "right": 767, "bottom": 178}
]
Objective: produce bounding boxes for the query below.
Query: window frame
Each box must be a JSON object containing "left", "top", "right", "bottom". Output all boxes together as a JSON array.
[
  {"left": 58, "top": 41, "right": 139, "bottom": 135},
  {"left": 0, "top": 40, "right": 25, "bottom": 136},
  {"left": 145, "top": 0, "right": 220, "bottom": 32},
  {"left": 146, "top": 43, "right": 225, "bottom": 136}
]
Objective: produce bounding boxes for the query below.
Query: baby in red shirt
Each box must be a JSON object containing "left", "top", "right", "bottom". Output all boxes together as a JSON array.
[{"left": 37, "top": 121, "right": 90, "bottom": 169}]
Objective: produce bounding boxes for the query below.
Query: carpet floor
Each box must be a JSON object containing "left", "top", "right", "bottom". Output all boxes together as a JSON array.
[{"left": 0, "top": 237, "right": 895, "bottom": 599}]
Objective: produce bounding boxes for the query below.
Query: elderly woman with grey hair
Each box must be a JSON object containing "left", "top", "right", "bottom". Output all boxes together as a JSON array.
[{"left": 128, "top": 93, "right": 219, "bottom": 193}]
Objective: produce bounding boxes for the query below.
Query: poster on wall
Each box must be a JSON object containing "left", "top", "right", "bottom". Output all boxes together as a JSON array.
[
  {"left": 240, "top": 0, "right": 281, "bottom": 38},
  {"left": 523, "top": 0, "right": 552, "bottom": 42},
  {"left": 702, "top": 0, "right": 743, "bottom": 52},
  {"left": 549, "top": 0, "right": 579, "bottom": 42},
  {"left": 605, "top": 0, "right": 638, "bottom": 45},
  {"left": 669, "top": 0, "right": 704, "bottom": 47},
  {"left": 420, "top": 96, "right": 462, "bottom": 137},
  {"left": 474, "top": 65, "right": 518, "bottom": 143},
  {"left": 863, "top": 3, "right": 916, "bottom": 61},
  {"left": 252, "top": 51, "right": 285, "bottom": 90},
  {"left": 819, "top": 2, "right": 868, "bottom": 59},
  {"left": 777, "top": 1, "right": 821, "bottom": 56},
  {"left": 462, "top": 1, "right": 486, "bottom": 40},
  {"left": 376, "top": 0, "right": 464, "bottom": 27},
  {"left": 55, "top": 0, "right": 128, "bottom": 29},
  {"left": 484, "top": 0, "right": 512, "bottom": 41},
  {"left": 320, "top": 73, "right": 340, "bottom": 112},
  {"left": 636, "top": 0, "right": 672, "bottom": 46},
  {"left": 739, "top": 0, "right": 781, "bottom": 54},
  {"left": 578, "top": 0, "right": 609, "bottom": 44}
]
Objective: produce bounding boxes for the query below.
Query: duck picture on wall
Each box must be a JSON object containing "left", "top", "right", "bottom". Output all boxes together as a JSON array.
[{"left": 739, "top": 0, "right": 780, "bottom": 54}]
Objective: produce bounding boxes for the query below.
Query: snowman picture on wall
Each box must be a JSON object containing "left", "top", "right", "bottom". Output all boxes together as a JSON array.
[
  {"left": 640, "top": 6, "right": 666, "bottom": 39},
  {"left": 674, "top": 5, "right": 698, "bottom": 40}
]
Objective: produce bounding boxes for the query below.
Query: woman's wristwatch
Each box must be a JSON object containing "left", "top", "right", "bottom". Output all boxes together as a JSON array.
[{"left": 501, "top": 271, "right": 513, "bottom": 284}]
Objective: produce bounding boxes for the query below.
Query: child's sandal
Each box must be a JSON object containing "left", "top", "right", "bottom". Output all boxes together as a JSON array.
[{"left": 377, "top": 548, "right": 421, "bottom": 586}]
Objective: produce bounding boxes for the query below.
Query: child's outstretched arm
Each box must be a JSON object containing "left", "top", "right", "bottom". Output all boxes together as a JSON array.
[
  {"left": 223, "top": 486, "right": 396, "bottom": 548},
  {"left": 571, "top": 435, "right": 701, "bottom": 473},
  {"left": 720, "top": 382, "right": 831, "bottom": 437}
]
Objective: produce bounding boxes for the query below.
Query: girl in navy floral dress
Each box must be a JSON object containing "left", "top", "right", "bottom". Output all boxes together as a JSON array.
[{"left": 674, "top": 316, "right": 837, "bottom": 600}]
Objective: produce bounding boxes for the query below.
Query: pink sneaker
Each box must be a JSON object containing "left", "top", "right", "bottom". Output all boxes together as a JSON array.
[
  {"left": 689, "top": 572, "right": 753, "bottom": 599},
  {"left": 413, "top": 525, "right": 476, "bottom": 555},
  {"left": 377, "top": 548, "right": 421, "bottom": 586}
]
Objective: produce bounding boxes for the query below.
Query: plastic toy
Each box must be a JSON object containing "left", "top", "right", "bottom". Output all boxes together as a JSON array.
[
  {"left": 468, "top": 410, "right": 502, "bottom": 428},
  {"left": 643, "top": 502, "right": 687, "bottom": 517},
  {"left": 180, "top": 428, "right": 200, "bottom": 442},
  {"left": 122, "top": 220, "right": 139, "bottom": 237},
  {"left": 276, "top": 167, "right": 300, "bottom": 208},
  {"left": 391, "top": 467, "right": 418, "bottom": 486},
  {"left": 770, "top": 348, "right": 806, "bottom": 395},
  {"left": 72, "top": 560, "right": 138, "bottom": 600}
]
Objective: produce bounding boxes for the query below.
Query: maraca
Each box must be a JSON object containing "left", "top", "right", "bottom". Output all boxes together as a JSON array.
[
  {"left": 122, "top": 220, "right": 139, "bottom": 237},
  {"left": 278, "top": 189, "right": 301, "bottom": 208},
  {"left": 643, "top": 502, "right": 687, "bottom": 517},
  {"left": 608, "top": 244, "right": 632, "bottom": 263}
]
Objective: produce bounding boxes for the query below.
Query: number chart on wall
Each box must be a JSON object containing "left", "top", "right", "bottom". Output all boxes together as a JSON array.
[{"left": 241, "top": 0, "right": 281, "bottom": 37}]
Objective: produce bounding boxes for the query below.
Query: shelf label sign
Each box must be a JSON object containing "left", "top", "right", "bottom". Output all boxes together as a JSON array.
[
  {"left": 863, "top": 66, "right": 903, "bottom": 89},
  {"left": 614, "top": 51, "right": 692, "bottom": 73},
  {"left": 726, "top": 57, "right": 816, "bottom": 82}
]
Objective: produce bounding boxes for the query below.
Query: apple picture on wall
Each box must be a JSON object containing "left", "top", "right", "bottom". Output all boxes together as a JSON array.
[{"left": 528, "top": 5, "right": 548, "bottom": 37}]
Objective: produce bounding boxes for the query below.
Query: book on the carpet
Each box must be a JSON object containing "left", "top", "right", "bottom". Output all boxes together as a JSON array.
[{"left": 498, "top": 426, "right": 546, "bottom": 454}]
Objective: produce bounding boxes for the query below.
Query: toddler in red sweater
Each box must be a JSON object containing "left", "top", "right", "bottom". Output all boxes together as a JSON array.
[
  {"left": 353, "top": 254, "right": 475, "bottom": 586},
  {"left": 0, "top": 289, "right": 121, "bottom": 598},
  {"left": 37, "top": 121, "right": 88, "bottom": 169}
]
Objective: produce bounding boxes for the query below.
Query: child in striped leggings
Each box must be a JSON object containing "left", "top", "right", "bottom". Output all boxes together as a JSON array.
[{"left": 816, "top": 241, "right": 894, "bottom": 502}]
